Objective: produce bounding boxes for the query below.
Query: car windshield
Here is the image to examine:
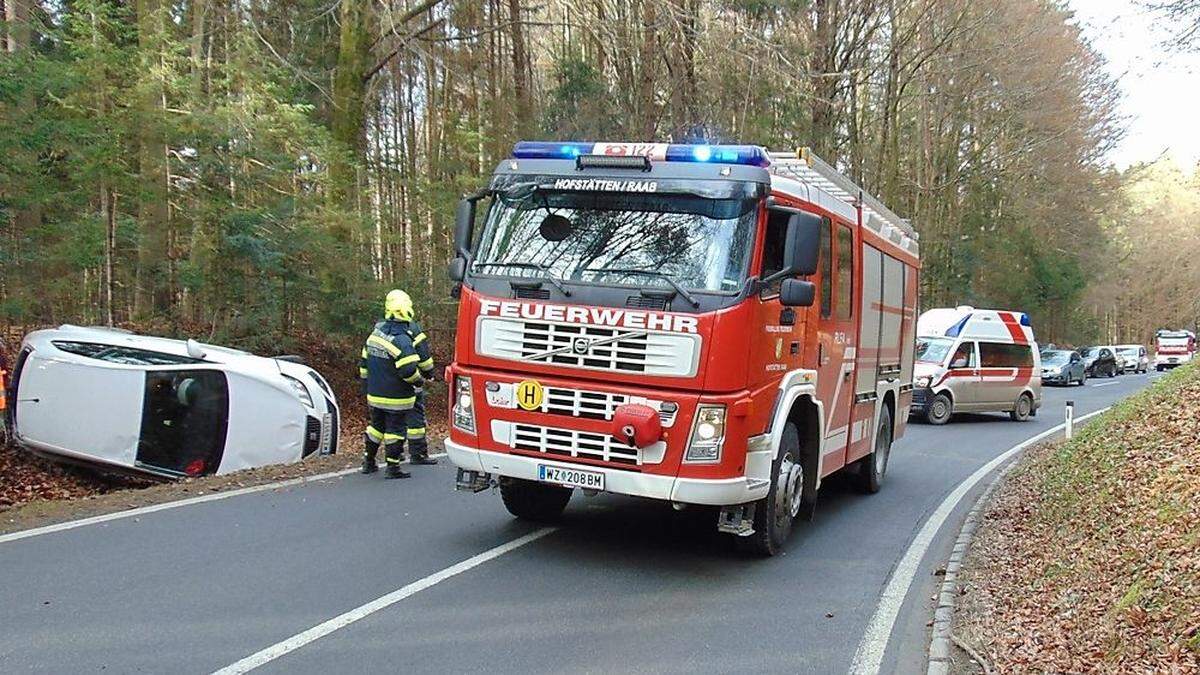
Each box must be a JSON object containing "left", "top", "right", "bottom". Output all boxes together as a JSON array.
[
  {"left": 471, "top": 189, "right": 758, "bottom": 293},
  {"left": 1042, "top": 351, "right": 1071, "bottom": 365},
  {"left": 915, "top": 337, "right": 955, "bottom": 364},
  {"left": 1117, "top": 347, "right": 1139, "bottom": 355},
  {"left": 1081, "top": 348, "right": 1099, "bottom": 357},
  {"left": 53, "top": 341, "right": 203, "bottom": 366}
]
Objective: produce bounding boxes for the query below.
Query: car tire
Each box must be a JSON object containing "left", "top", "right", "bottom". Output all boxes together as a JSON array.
[
  {"left": 1009, "top": 393, "right": 1033, "bottom": 421},
  {"left": 739, "top": 422, "right": 802, "bottom": 557},
  {"left": 925, "top": 392, "right": 953, "bottom": 425},
  {"left": 1078, "top": 372, "right": 1087, "bottom": 386},
  {"left": 856, "top": 406, "right": 892, "bottom": 494},
  {"left": 499, "top": 477, "right": 572, "bottom": 522}
]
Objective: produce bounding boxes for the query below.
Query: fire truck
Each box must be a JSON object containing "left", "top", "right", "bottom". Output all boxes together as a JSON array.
[
  {"left": 444, "top": 142, "right": 919, "bottom": 555},
  {"left": 1154, "top": 329, "right": 1196, "bottom": 370}
]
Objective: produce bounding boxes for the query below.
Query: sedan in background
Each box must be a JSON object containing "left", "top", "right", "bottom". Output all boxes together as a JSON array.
[
  {"left": 6, "top": 325, "right": 339, "bottom": 479},
  {"left": 1080, "top": 346, "right": 1120, "bottom": 378},
  {"left": 1115, "top": 344, "right": 1149, "bottom": 373},
  {"left": 1040, "top": 349, "right": 1087, "bottom": 386}
]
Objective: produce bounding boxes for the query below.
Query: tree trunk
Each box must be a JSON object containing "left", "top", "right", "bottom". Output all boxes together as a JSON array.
[
  {"left": 507, "top": 0, "right": 531, "bottom": 136},
  {"left": 135, "top": 0, "right": 172, "bottom": 319}
]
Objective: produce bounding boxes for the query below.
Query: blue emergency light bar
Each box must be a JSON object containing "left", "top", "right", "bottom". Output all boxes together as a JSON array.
[{"left": 511, "top": 141, "right": 772, "bottom": 167}]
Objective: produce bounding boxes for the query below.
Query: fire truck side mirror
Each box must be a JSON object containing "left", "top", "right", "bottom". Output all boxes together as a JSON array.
[
  {"left": 779, "top": 279, "right": 815, "bottom": 307},
  {"left": 447, "top": 257, "right": 467, "bottom": 282},
  {"left": 784, "top": 212, "right": 822, "bottom": 277},
  {"left": 454, "top": 198, "right": 475, "bottom": 256}
]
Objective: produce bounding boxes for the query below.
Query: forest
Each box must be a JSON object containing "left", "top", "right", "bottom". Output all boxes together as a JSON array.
[{"left": 0, "top": 0, "right": 1196, "bottom": 349}]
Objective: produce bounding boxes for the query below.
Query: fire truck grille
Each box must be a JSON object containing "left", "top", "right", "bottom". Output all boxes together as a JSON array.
[
  {"left": 477, "top": 318, "right": 699, "bottom": 377},
  {"left": 541, "top": 385, "right": 677, "bottom": 427},
  {"left": 511, "top": 423, "right": 640, "bottom": 466}
]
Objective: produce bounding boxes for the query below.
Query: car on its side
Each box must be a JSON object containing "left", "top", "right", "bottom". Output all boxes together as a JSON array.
[
  {"left": 1114, "top": 344, "right": 1149, "bottom": 374},
  {"left": 1080, "top": 346, "right": 1119, "bottom": 378},
  {"left": 1040, "top": 349, "right": 1087, "bottom": 386},
  {"left": 5, "top": 325, "right": 339, "bottom": 479}
]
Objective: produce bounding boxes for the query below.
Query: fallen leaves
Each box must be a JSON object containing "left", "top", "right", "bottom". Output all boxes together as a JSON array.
[{"left": 956, "top": 364, "right": 1200, "bottom": 672}]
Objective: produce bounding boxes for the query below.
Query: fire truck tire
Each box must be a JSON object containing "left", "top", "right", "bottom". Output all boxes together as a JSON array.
[
  {"left": 1009, "top": 393, "right": 1033, "bottom": 421},
  {"left": 856, "top": 406, "right": 892, "bottom": 494},
  {"left": 499, "top": 477, "right": 572, "bottom": 522},
  {"left": 925, "top": 393, "right": 953, "bottom": 425},
  {"left": 739, "top": 421, "right": 802, "bottom": 557}
]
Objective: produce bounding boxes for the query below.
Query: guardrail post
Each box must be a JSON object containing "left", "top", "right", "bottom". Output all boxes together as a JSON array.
[{"left": 1065, "top": 400, "right": 1075, "bottom": 439}]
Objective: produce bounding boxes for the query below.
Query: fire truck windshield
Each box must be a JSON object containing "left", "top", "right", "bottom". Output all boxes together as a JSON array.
[{"left": 471, "top": 190, "right": 758, "bottom": 294}]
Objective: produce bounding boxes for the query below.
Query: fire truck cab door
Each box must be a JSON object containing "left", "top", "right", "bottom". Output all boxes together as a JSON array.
[{"left": 815, "top": 219, "right": 857, "bottom": 473}]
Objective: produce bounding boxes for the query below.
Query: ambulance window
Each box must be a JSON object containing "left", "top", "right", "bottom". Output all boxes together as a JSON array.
[
  {"left": 820, "top": 219, "right": 832, "bottom": 317},
  {"left": 949, "top": 342, "right": 976, "bottom": 369},
  {"left": 979, "top": 342, "right": 1033, "bottom": 368},
  {"left": 836, "top": 225, "right": 854, "bottom": 320},
  {"left": 760, "top": 210, "right": 790, "bottom": 296}
]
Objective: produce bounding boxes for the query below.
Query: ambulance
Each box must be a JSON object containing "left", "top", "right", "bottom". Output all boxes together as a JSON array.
[
  {"left": 911, "top": 307, "right": 1041, "bottom": 424},
  {"left": 1154, "top": 329, "right": 1196, "bottom": 370},
  {"left": 443, "top": 141, "right": 919, "bottom": 555}
]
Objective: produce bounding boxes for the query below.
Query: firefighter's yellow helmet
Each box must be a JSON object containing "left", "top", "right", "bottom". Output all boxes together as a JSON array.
[{"left": 384, "top": 289, "right": 414, "bottom": 321}]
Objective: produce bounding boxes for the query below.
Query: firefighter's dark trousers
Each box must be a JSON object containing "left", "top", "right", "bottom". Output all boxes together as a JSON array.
[{"left": 364, "top": 399, "right": 428, "bottom": 465}]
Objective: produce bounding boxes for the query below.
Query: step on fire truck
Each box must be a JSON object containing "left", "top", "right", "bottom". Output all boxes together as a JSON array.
[{"left": 444, "top": 141, "right": 919, "bottom": 555}]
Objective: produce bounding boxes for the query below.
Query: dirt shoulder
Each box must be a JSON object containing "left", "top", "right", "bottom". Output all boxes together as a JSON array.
[{"left": 955, "top": 364, "right": 1200, "bottom": 671}]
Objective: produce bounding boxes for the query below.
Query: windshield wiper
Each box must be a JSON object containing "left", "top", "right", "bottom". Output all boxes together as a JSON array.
[
  {"left": 477, "top": 261, "right": 572, "bottom": 297},
  {"left": 587, "top": 267, "right": 701, "bottom": 308}
]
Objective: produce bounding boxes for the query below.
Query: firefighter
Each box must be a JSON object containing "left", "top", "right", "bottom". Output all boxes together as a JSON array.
[{"left": 359, "top": 289, "right": 437, "bottom": 478}]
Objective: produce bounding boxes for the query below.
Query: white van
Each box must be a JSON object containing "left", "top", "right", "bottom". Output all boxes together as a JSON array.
[
  {"left": 6, "top": 326, "right": 340, "bottom": 478},
  {"left": 911, "top": 307, "right": 1042, "bottom": 425}
]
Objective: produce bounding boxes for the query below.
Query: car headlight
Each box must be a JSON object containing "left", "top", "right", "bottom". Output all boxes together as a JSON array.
[
  {"left": 452, "top": 375, "right": 476, "bottom": 434},
  {"left": 685, "top": 405, "right": 725, "bottom": 463},
  {"left": 283, "top": 375, "right": 314, "bottom": 407},
  {"left": 915, "top": 375, "right": 932, "bottom": 387}
]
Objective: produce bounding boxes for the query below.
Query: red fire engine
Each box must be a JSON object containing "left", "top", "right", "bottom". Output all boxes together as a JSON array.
[{"left": 445, "top": 142, "right": 920, "bottom": 555}]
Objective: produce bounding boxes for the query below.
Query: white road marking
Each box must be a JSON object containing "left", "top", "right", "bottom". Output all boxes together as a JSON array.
[
  {"left": 0, "top": 453, "right": 447, "bottom": 545},
  {"left": 848, "top": 407, "right": 1111, "bottom": 675},
  {"left": 212, "top": 527, "right": 557, "bottom": 674},
  {"left": 1091, "top": 381, "right": 1119, "bottom": 387}
]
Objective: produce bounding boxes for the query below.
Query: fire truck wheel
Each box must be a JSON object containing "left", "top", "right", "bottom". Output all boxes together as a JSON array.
[
  {"left": 1009, "top": 393, "right": 1033, "bottom": 421},
  {"left": 856, "top": 406, "right": 892, "bottom": 494},
  {"left": 925, "top": 392, "right": 953, "bottom": 425},
  {"left": 739, "top": 422, "right": 802, "bottom": 557},
  {"left": 499, "top": 477, "right": 572, "bottom": 522}
]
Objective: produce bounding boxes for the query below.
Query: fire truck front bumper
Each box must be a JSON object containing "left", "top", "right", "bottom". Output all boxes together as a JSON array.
[{"left": 444, "top": 439, "right": 770, "bottom": 506}]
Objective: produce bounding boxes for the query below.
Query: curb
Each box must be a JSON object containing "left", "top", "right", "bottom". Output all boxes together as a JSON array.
[{"left": 925, "top": 460, "right": 1016, "bottom": 675}]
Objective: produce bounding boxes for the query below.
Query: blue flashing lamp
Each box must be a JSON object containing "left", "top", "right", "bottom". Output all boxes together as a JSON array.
[
  {"left": 1018, "top": 313, "right": 1031, "bottom": 327},
  {"left": 512, "top": 141, "right": 595, "bottom": 160},
  {"left": 664, "top": 143, "right": 770, "bottom": 167}
]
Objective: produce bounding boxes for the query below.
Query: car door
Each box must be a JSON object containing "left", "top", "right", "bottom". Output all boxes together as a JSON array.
[
  {"left": 136, "top": 368, "right": 230, "bottom": 476},
  {"left": 944, "top": 340, "right": 980, "bottom": 409}
]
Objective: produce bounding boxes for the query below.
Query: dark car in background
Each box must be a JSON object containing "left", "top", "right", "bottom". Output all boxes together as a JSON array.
[
  {"left": 1080, "top": 346, "right": 1119, "bottom": 378},
  {"left": 1040, "top": 349, "right": 1087, "bottom": 386}
]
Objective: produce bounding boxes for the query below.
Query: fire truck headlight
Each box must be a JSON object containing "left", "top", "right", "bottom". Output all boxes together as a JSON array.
[
  {"left": 686, "top": 405, "right": 726, "bottom": 463},
  {"left": 452, "top": 375, "right": 476, "bottom": 434}
]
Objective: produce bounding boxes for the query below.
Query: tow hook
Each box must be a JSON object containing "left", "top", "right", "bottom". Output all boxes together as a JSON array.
[
  {"left": 455, "top": 468, "right": 494, "bottom": 493},
  {"left": 717, "top": 503, "right": 756, "bottom": 536}
]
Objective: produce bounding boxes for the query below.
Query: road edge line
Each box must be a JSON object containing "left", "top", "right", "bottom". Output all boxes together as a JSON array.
[
  {"left": 0, "top": 452, "right": 448, "bottom": 545},
  {"left": 848, "top": 407, "right": 1111, "bottom": 675},
  {"left": 211, "top": 526, "right": 558, "bottom": 674}
]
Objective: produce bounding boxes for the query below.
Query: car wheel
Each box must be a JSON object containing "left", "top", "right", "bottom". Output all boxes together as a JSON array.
[
  {"left": 925, "top": 392, "right": 953, "bottom": 425},
  {"left": 499, "top": 477, "right": 572, "bottom": 522},
  {"left": 740, "top": 422, "right": 801, "bottom": 556},
  {"left": 1079, "top": 371, "right": 1087, "bottom": 386},
  {"left": 1009, "top": 393, "right": 1033, "bottom": 421},
  {"left": 856, "top": 407, "right": 892, "bottom": 494}
]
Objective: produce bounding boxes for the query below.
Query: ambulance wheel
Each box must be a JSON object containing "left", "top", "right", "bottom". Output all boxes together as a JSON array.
[
  {"left": 1009, "top": 393, "right": 1033, "bottom": 421},
  {"left": 925, "top": 393, "right": 953, "bottom": 425},
  {"left": 856, "top": 406, "right": 892, "bottom": 494},
  {"left": 739, "top": 422, "right": 801, "bottom": 557},
  {"left": 499, "top": 477, "right": 572, "bottom": 522}
]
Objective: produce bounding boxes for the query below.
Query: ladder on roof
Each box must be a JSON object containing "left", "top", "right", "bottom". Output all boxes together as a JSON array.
[{"left": 768, "top": 148, "right": 918, "bottom": 241}]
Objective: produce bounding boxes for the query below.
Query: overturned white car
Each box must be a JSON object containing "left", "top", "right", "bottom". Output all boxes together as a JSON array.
[{"left": 5, "top": 326, "right": 340, "bottom": 478}]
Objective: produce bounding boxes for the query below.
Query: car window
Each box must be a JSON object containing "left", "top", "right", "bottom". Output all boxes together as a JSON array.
[
  {"left": 760, "top": 210, "right": 790, "bottom": 296},
  {"left": 949, "top": 342, "right": 975, "bottom": 369},
  {"left": 979, "top": 342, "right": 1034, "bottom": 368},
  {"left": 54, "top": 341, "right": 203, "bottom": 366},
  {"left": 137, "top": 370, "right": 229, "bottom": 476},
  {"left": 819, "top": 218, "right": 832, "bottom": 317},
  {"left": 836, "top": 225, "right": 854, "bottom": 320}
]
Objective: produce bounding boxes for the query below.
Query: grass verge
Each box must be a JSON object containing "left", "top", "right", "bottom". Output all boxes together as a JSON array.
[{"left": 956, "top": 364, "right": 1200, "bottom": 671}]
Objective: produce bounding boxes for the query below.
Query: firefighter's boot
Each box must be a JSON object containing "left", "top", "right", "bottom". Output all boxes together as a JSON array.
[
  {"left": 383, "top": 443, "right": 410, "bottom": 479},
  {"left": 407, "top": 431, "right": 437, "bottom": 465},
  {"left": 361, "top": 435, "right": 380, "bottom": 474}
]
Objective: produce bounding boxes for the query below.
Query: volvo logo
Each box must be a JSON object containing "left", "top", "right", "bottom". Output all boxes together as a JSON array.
[{"left": 571, "top": 337, "right": 591, "bottom": 355}]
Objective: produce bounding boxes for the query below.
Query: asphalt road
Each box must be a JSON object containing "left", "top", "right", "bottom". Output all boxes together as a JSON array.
[{"left": 0, "top": 372, "right": 1159, "bottom": 674}]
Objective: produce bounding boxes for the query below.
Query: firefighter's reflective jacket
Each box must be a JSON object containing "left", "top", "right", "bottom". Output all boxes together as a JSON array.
[{"left": 359, "top": 319, "right": 435, "bottom": 410}]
